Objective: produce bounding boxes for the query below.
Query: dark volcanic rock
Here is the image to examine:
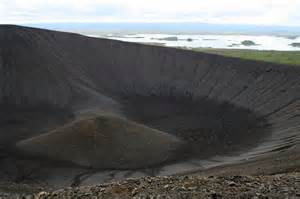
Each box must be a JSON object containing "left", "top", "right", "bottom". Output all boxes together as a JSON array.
[{"left": 33, "top": 172, "right": 300, "bottom": 199}]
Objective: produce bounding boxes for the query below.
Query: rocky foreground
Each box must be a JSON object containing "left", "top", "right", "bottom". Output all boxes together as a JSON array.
[{"left": 1, "top": 172, "right": 299, "bottom": 199}]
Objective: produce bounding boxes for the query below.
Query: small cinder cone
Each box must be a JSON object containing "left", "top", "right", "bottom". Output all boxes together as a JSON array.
[{"left": 16, "top": 115, "right": 184, "bottom": 169}]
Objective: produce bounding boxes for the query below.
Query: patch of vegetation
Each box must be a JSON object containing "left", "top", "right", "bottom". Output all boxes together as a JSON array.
[
  {"left": 228, "top": 43, "right": 240, "bottom": 47},
  {"left": 158, "top": 36, "right": 178, "bottom": 41},
  {"left": 203, "top": 38, "right": 217, "bottom": 41},
  {"left": 141, "top": 42, "right": 166, "bottom": 46},
  {"left": 241, "top": 40, "right": 256, "bottom": 46},
  {"left": 285, "top": 35, "right": 298, "bottom": 40},
  {"left": 290, "top": 43, "right": 300, "bottom": 48},
  {"left": 192, "top": 48, "right": 300, "bottom": 66}
]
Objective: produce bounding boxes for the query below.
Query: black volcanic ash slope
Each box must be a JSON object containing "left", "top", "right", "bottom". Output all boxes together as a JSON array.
[{"left": 0, "top": 25, "right": 299, "bottom": 173}]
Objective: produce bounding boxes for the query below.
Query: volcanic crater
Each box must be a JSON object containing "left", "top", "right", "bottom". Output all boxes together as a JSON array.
[{"left": 0, "top": 25, "right": 299, "bottom": 187}]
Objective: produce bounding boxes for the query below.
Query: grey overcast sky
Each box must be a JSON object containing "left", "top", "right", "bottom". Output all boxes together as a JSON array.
[{"left": 0, "top": 0, "right": 299, "bottom": 26}]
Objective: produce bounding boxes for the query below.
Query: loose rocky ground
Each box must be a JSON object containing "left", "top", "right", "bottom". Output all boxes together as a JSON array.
[{"left": 1, "top": 172, "right": 299, "bottom": 199}]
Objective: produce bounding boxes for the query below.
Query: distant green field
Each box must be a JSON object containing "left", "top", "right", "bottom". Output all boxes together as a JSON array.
[{"left": 192, "top": 48, "right": 300, "bottom": 66}]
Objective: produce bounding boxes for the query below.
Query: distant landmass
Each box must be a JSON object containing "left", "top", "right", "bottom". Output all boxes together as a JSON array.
[{"left": 21, "top": 22, "right": 300, "bottom": 35}]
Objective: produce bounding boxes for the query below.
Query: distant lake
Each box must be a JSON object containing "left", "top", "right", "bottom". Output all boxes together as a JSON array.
[{"left": 85, "top": 33, "right": 300, "bottom": 51}]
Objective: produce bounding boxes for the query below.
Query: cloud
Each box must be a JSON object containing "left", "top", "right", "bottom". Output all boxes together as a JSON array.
[{"left": 0, "top": 0, "right": 299, "bottom": 26}]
